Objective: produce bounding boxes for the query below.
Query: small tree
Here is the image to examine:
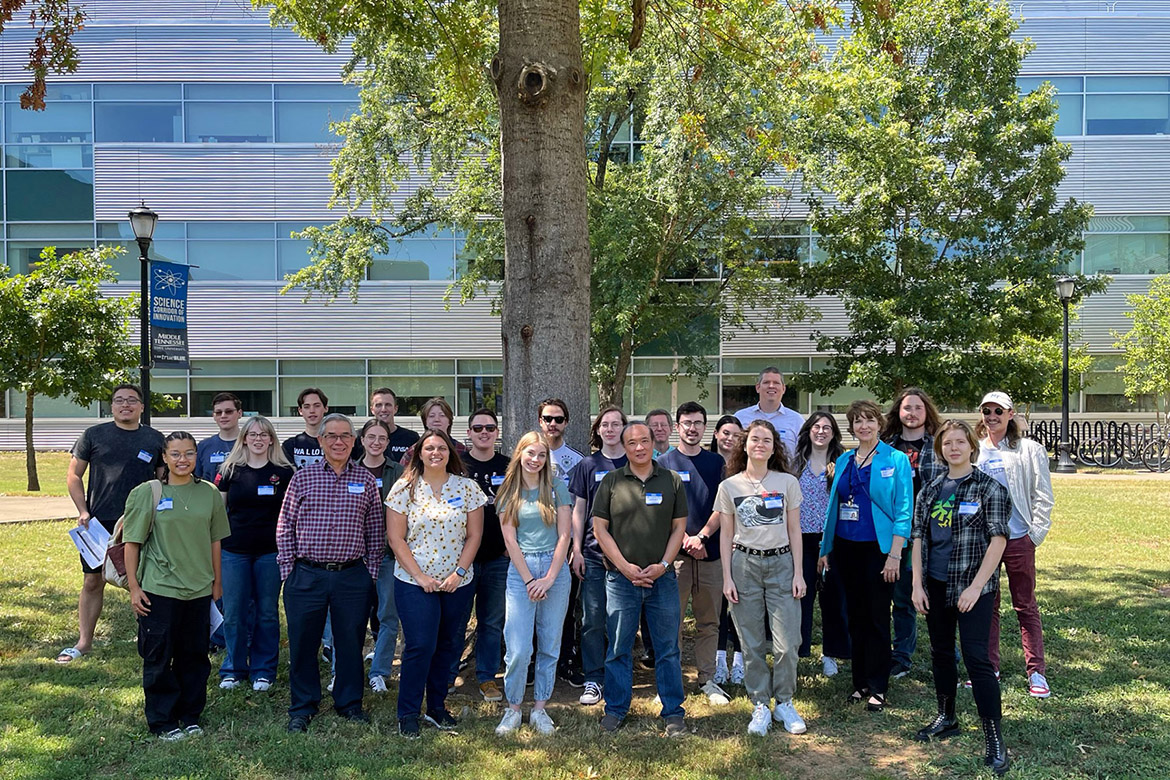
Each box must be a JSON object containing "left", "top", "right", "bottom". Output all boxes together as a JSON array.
[
  {"left": 0, "top": 246, "right": 138, "bottom": 490},
  {"left": 1113, "top": 275, "right": 1170, "bottom": 422}
]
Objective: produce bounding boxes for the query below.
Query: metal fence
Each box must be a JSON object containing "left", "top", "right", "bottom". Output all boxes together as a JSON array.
[{"left": 1028, "top": 419, "right": 1170, "bottom": 472}]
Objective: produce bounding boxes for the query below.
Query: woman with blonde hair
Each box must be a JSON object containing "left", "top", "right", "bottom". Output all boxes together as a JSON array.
[{"left": 492, "top": 431, "right": 573, "bottom": 735}]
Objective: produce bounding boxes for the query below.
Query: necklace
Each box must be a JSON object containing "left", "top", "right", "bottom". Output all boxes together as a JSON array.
[
  {"left": 167, "top": 483, "right": 192, "bottom": 511},
  {"left": 854, "top": 445, "right": 877, "bottom": 468}
]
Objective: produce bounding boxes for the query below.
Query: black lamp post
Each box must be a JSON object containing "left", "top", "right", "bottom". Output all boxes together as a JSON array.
[
  {"left": 1055, "top": 276, "right": 1077, "bottom": 473},
  {"left": 129, "top": 203, "right": 159, "bottom": 426}
]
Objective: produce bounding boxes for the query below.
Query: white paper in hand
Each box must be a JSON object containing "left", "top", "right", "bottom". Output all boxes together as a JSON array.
[{"left": 209, "top": 601, "right": 224, "bottom": 639}]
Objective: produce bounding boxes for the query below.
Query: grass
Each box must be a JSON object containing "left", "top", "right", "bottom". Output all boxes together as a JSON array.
[
  {"left": 0, "top": 477, "right": 1167, "bottom": 779},
  {"left": 0, "top": 452, "right": 72, "bottom": 496}
]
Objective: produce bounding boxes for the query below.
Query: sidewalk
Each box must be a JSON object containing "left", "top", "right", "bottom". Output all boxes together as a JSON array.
[{"left": 0, "top": 496, "right": 76, "bottom": 524}]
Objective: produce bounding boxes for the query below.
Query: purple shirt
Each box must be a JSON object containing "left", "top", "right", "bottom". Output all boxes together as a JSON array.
[
  {"left": 276, "top": 460, "right": 384, "bottom": 581},
  {"left": 798, "top": 462, "right": 831, "bottom": 534}
]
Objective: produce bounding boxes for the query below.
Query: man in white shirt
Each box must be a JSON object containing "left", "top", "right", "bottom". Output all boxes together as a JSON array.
[
  {"left": 538, "top": 397, "right": 583, "bottom": 485},
  {"left": 734, "top": 367, "right": 805, "bottom": 458}
]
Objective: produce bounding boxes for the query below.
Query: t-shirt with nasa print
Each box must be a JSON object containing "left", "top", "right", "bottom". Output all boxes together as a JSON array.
[{"left": 714, "top": 470, "right": 803, "bottom": 551}]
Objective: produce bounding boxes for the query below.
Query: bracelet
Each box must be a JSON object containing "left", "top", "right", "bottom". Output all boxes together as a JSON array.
[
  {"left": 524, "top": 578, "right": 534, "bottom": 586},
  {"left": 888, "top": 554, "right": 902, "bottom": 561}
]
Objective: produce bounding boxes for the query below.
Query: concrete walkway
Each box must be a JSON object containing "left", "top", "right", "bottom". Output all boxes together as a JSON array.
[{"left": 0, "top": 496, "right": 76, "bottom": 524}]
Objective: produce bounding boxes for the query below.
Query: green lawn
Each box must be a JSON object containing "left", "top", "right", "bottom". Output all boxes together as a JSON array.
[
  {"left": 0, "top": 478, "right": 1167, "bottom": 779},
  {"left": 0, "top": 451, "right": 72, "bottom": 496}
]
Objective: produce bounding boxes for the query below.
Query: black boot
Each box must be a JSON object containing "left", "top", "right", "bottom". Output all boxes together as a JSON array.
[
  {"left": 982, "top": 717, "right": 1010, "bottom": 775},
  {"left": 914, "top": 695, "right": 959, "bottom": 741}
]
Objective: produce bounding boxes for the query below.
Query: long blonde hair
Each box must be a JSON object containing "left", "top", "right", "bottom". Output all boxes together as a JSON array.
[
  {"left": 495, "top": 431, "right": 556, "bottom": 527},
  {"left": 219, "top": 416, "right": 291, "bottom": 480}
]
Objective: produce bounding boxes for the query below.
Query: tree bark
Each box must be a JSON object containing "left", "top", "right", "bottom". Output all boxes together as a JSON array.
[
  {"left": 25, "top": 389, "right": 40, "bottom": 492},
  {"left": 495, "top": 0, "right": 591, "bottom": 452}
]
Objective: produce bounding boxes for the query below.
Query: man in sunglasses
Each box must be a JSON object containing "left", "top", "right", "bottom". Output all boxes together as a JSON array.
[
  {"left": 538, "top": 398, "right": 583, "bottom": 486},
  {"left": 457, "top": 408, "right": 511, "bottom": 703},
  {"left": 196, "top": 392, "right": 242, "bottom": 481}
]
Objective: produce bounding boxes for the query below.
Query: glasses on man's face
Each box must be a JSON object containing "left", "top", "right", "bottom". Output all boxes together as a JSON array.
[
  {"left": 981, "top": 407, "right": 1005, "bottom": 417},
  {"left": 322, "top": 433, "right": 354, "bottom": 443},
  {"left": 678, "top": 420, "right": 705, "bottom": 429},
  {"left": 213, "top": 408, "right": 237, "bottom": 416},
  {"left": 470, "top": 424, "right": 498, "bottom": 433},
  {"left": 112, "top": 397, "right": 141, "bottom": 406},
  {"left": 245, "top": 432, "right": 270, "bottom": 441},
  {"left": 541, "top": 415, "right": 566, "bottom": 425}
]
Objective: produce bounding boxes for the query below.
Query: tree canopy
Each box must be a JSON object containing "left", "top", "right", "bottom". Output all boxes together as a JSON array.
[{"left": 0, "top": 0, "right": 86, "bottom": 109}]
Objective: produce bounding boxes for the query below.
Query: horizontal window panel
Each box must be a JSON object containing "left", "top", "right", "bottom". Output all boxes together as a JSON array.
[
  {"left": 1088, "top": 215, "right": 1170, "bottom": 232},
  {"left": 1018, "top": 76, "right": 1084, "bottom": 94},
  {"left": 1083, "top": 233, "right": 1170, "bottom": 275},
  {"left": 369, "top": 238, "right": 456, "bottom": 281},
  {"left": 187, "top": 240, "right": 276, "bottom": 280},
  {"left": 5, "top": 170, "right": 93, "bottom": 221},
  {"left": 184, "top": 83, "right": 272, "bottom": 100},
  {"left": 94, "top": 102, "right": 182, "bottom": 142},
  {"left": 369, "top": 360, "right": 456, "bottom": 375},
  {"left": 4, "top": 144, "right": 92, "bottom": 169},
  {"left": 4, "top": 84, "right": 90, "bottom": 101},
  {"left": 1085, "top": 94, "right": 1170, "bottom": 135},
  {"left": 5, "top": 103, "right": 92, "bottom": 143},
  {"left": 185, "top": 102, "right": 273, "bottom": 143},
  {"left": 96, "top": 221, "right": 187, "bottom": 240},
  {"left": 191, "top": 360, "right": 277, "bottom": 376},
  {"left": 368, "top": 377, "right": 457, "bottom": 418},
  {"left": 274, "top": 83, "right": 359, "bottom": 100},
  {"left": 277, "top": 239, "right": 314, "bottom": 276},
  {"left": 1085, "top": 76, "right": 1170, "bottom": 93},
  {"left": 456, "top": 359, "right": 503, "bottom": 375},
  {"left": 278, "top": 378, "right": 365, "bottom": 416},
  {"left": 457, "top": 376, "right": 502, "bottom": 416},
  {"left": 280, "top": 360, "right": 366, "bottom": 375},
  {"left": 275, "top": 101, "right": 356, "bottom": 143},
  {"left": 94, "top": 83, "right": 182, "bottom": 101},
  {"left": 6, "top": 242, "right": 93, "bottom": 274},
  {"left": 7, "top": 222, "right": 94, "bottom": 239},
  {"left": 187, "top": 221, "right": 275, "bottom": 239}
]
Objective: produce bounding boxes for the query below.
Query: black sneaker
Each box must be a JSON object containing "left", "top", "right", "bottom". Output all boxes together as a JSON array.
[
  {"left": 399, "top": 717, "right": 420, "bottom": 739},
  {"left": 599, "top": 713, "right": 624, "bottom": 733},
  {"left": 664, "top": 715, "right": 688, "bottom": 738},
  {"left": 891, "top": 661, "right": 912, "bottom": 679},
  {"left": 321, "top": 645, "right": 334, "bottom": 665},
  {"left": 342, "top": 709, "right": 371, "bottom": 724},
  {"left": 423, "top": 709, "right": 458, "bottom": 730},
  {"left": 526, "top": 663, "right": 536, "bottom": 687},
  {"left": 558, "top": 665, "right": 586, "bottom": 688},
  {"left": 636, "top": 653, "right": 656, "bottom": 671},
  {"left": 287, "top": 715, "right": 312, "bottom": 733}
]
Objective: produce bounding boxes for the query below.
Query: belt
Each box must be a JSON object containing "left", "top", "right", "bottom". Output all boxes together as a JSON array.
[
  {"left": 298, "top": 558, "right": 363, "bottom": 571},
  {"left": 733, "top": 543, "right": 790, "bottom": 557}
]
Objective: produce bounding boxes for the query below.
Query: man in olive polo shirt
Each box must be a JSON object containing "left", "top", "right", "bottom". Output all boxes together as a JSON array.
[{"left": 592, "top": 423, "right": 688, "bottom": 737}]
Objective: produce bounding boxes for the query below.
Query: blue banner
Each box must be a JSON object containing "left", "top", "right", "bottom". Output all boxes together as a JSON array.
[{"left": 149, "top": 260, "right": 190, "bottom": 368}]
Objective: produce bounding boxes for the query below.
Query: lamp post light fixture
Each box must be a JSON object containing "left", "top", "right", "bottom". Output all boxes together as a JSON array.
[
  {"left": 129, "top": 203, "right": 158, "bottom": 426},
  {"left": 1055, "top": 276, "right": 1077, "bottom": 474}
]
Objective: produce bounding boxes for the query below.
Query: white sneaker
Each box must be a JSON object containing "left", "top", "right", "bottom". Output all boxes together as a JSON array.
[
  {"left": 701, "top": 679, "right": 731, "bottom": 705},
  {"left": 364, "top": 651, "right": 375, "bottom": 663},
  {"left": 747, "top": 702, "right": 771, "bottom": 736},
  {"left": 713, "top": 657, "right": 730, "bottom": 685},
  {"left": 579, "top": 681, "right": 602, "bottom": 705},
  {"left": 821, "top": 656, "right": 839, "bottom": 677},
  {"left": 1028, "top": 671, "right": 1051, "bottom": 698},
  {"left": 219, "top": 677, "right": 240, "bottom": 690},
  {"left": 773, "top": 700, "right": 807, "bottom": 734},
  {"left": 529, "top": 708, "right": 556, "bottom": 735},
  {"left": 730, "top": 657, "right": 745, "bottom": 685},
  {"left": 158, "top": 727, "right": 187, "bottom": 742},
  {"left": 495, "top": 708, "right": 522, "bottom": 736},
  {"left": 252, "top": 678, "right": 272, "bottom": 692},
  {"left": 327, "top": 675, "right": 335, "bottom": 693},
  {"left": 370, "top": 675, "right": 388, "bottom": 693}
]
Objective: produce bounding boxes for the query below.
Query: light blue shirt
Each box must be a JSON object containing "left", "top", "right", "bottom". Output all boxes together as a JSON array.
[
  {"left": 504, "top": 481, "right": 572, "bottom": 553},
  {"left": 734, "top": 403, "right": 805, "bottom": 458}
]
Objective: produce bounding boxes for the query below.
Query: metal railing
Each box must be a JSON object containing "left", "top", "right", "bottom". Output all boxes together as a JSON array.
[{"left": 1028, "top": 419, "right": 1170, "bottom": 472}]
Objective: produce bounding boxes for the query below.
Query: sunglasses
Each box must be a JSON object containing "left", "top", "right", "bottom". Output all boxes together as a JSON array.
[
  {"left": 541, "top": 415, "right": 566, "bottom": 424},
  {"left": 981, "top": 407, "right": 1006, "bottom": 416},
  {"left": 470, "top": 424, "right": 498, "bottom": 433}
]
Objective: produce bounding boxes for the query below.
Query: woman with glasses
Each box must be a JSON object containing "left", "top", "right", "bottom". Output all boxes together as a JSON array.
[
  {"left": 911, "top": 420, "right": 1011, "bottom": 775},
  {"left": 708, "top": 415, "right": 745, "bottom": 685},
  {"left": 792, "top": 412, "right": 851, "bottom": 678},
  {"left": 124, "top": 431, "right": 231, "bottom": 740},
  {"left": 974, "top": 392, "right": 1054, "bottom": 700},
  {"left": 214, "top": 416, "right": 294, "bottom": 692},
  {"left": 360, "top": 418, "right": 406, "bottom": 693},
  {"left": 819, "top": 400, "right": 912, "bottom": 712},
  {"left": 493, "top": 431, "right": 573, "bottom": 735},
  {"left": 387, "top": 428, "right": 486, "bottom": 738}
]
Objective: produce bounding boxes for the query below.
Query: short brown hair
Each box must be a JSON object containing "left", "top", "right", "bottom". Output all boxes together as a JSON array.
[
  {"left": 419, "top": 397, "right": 454, "bottom": 432},
  {"left": 845, "top": 399, "right": 885, "bottom": 435},
  {"left": 933, "top": 420, "right": 980, "bottom": 464}
]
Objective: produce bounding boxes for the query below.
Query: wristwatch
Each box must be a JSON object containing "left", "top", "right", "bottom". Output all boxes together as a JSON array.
[
  {"left": 455, "top": 565, "right": 468, "bottom": 578},
  {"left": 659, "top": 560, "right": 671, "bottom": 572},
  {"left": 697, "top": 532, "right": 709, "bottom": 543}
]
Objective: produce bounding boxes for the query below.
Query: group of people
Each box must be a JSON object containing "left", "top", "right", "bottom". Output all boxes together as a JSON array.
[{"left": 57, "top": 369, "right": 1055, "bottom": 774}]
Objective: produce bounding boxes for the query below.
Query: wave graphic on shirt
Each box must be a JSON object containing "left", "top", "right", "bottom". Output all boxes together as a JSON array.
[{"left": 733, "top": 494, "right": 783, "bottom": 527}]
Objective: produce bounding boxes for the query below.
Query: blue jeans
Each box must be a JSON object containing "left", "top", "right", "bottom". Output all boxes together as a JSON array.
[
  {"left": 219, "top": 550, "right": 281, "bottom": 681},
  {"left": 580, "top": 559, "right": 609, "bottom": 685},
  {"left": 394, "top": 578, "right": 475, "bottom": 720},
  {"left": 446, "top": 555, "right": 509, "bottom": 685},
  {"left": 891, "top": 555, "right": 917, "bottom": 666},
  {"left": 603, "top": 568, "right": 685, "bottom": 721},
  {"left": 503, "top": 552, "right": 571, "bottom": 705},
  {"left": 369, "top": 552, "right": 400, "bottom": 680}
]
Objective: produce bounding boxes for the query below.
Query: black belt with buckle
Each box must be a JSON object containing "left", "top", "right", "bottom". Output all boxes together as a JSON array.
[
  {"left": 733, "top": 543, "right": 790, "bottom": 557},
  {"left": 298, "top": 558, "right": 363, "bottom": 571}
]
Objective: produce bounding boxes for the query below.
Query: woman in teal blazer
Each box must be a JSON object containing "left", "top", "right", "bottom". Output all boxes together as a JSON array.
[{"left": 817, "top": 400, "right": 912, "bottom": 711}]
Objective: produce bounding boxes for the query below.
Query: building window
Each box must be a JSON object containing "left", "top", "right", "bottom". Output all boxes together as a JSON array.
[
  {"left": 5, "top": 145, "right": 93, "bottom": 168},
  {"left": 4, "top": 170, "right": 94, "bottom": 221},
  {"left": 94, "top": 102, "right": 182, "bottom": 142},
  {"left": 1083, "top": 216, "right": 1170, "bottom": 276},
  {"left": 185, "top": 102, "right": 273, "bottom": 143},
  {"left": 1083, "top": 355, "right": 1156, "bottom": 413},
  {"left": 275, "top": 102, "right": 357, "bottom": 143}
]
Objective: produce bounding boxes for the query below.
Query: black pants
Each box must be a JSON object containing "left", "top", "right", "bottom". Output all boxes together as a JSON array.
[
  {"left": 798, "top": 532, "right": 852, "bottom": 659},
  {"left": 560, "top": 573, "right": 581, "bottom": 668},
  {"left": 284, "top": 561, "right": 373, "bottom": 718},
  {"left": 138, "top": 592, "right": 212, "bottom": 734},
  {"left": 925, "top": 577, "right": 1001, "bottom": 719},
  {"left": 832, "top": 537, "right": 894, "bottom": 695}
]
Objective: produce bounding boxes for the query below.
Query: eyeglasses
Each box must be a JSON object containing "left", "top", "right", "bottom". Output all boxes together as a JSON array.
[
  {"left": 541, "top": 415, "right": 566, "bottom": 424},
  {"left": 678, "top": 420, "right": 706, "bottom": 429},
  {"left": 322, "top": 433, "right": 354, "bottom": 442},
  {"left": 363, "top": 435, "right": 389, "bottom": 444},
  {"left": 981, "top": 407, "right": 1006, "bottom": 417},
  {"left": 112, "top": 397, "right": 141, "bottom": 406},
  {"left": 212, "top": 408, "right": 238, "bottom": 416},
  {"left": 470, "top": 424, "right": 498, "bottom": 433},
  {"left": 245, "top": 432, "right": 270, "bottom": 441}
]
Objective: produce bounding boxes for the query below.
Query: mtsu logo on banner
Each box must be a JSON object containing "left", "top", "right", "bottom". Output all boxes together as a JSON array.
[{"left": 150, "top": 261, "right": 190, "bottom": 368}]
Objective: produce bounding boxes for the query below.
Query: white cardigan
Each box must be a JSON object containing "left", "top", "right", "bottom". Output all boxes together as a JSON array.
[{"left": 978, "top": 436, "right": 1055, "bottom": 547}]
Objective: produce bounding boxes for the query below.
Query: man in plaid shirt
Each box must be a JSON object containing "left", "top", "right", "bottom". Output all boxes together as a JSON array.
[{"left": 278, "top": 413, "right": 384, "bottom": 733}]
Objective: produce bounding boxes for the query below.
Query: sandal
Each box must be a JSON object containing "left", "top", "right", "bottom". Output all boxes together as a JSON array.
[
  {"left": 847, "top": 688, "right": 869, "bottom": 704},
  {"left": 866, "top": 693, "right": 887, "bottom": 712},
  {"left": 55, "top": 647, "right": 85, "bottom": 664}
]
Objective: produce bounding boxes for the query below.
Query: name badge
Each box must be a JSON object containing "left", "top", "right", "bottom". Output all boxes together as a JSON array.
[
  {"left": 257, "top": 485, "right": 275, "bottom": 496},
  {"left": 447, "top": 496, "right": 465, "bottom": 508},
  {"left": 839, "top": 503, "right": 859, "bottom": 522},
  {"left": 210, "top": 453, "right": 226, "bottom": 464},
  {"left": 156, "top": 498, "right": 173, "bottom": 511},
  {"left": 491, "top": 475, "right": 505, "bottom": 486},
  {"left": 958, "top": 501, "right": 980, "bottom": 516},
  {"left": 986, "top": 458, "right": 1005, "bottom": 473},
  {"left": 375, "top": 478, "right": 383, "bottom": 489},
  {"left": 678, "top": 470, "right": 691, "bottom": 482},
  {"left": 645, "top": 492, "right": 663, "bottom": 506},
  {"left": 763, "top": 494, "right": 784, "bottom": 510},
  {"left": 137, "top": 449, "right": 153, "bottom": 463},
  {"left": 594, "top": 470, "right": 608, "bottom": 482},
  {"left": 347, "top": 483, "right": 365, "bottom": 494},
  {"left": 880, "top": 467, "right": 895, "bottom": 478}
]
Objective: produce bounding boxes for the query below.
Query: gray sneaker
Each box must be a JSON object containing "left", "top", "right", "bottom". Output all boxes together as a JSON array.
[
  {"left": 599, "top": 713, "right": 624, "bottom": 733},
  {"left": 664, "top": 715, "right": 687, "bottom": 738},
  {"left": 529, "top": 708, "right": 556, "bottom": 735},
  {"left": 495, "top": 708, "right": 522, "bottom": 736}
]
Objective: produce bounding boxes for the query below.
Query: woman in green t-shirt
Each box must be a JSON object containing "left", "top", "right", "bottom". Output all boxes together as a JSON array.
[{"left": 124, "top": 431, "right": 230, "bottom": 741}]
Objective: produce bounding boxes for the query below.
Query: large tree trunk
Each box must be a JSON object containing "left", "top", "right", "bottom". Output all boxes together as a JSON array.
[
  {"left": 25, "top": 389, "right": 40, "bottom": 492},
  {"left": 494, "top": 0, "right": 591, "bottom": 452}
]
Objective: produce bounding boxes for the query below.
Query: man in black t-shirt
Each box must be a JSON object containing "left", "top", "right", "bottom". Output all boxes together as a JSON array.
[
  {"left": 454, "top": 409, "right": 511, "bottom": 702},
  {"left": 350, "top": 387, "right": 420, "bottom": 463},
  {"left": 282, "top": 388, "right": 328, "bottom": 469},
  {"left": 59, "top": 383, "right": 164, "bottom": 664}
]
